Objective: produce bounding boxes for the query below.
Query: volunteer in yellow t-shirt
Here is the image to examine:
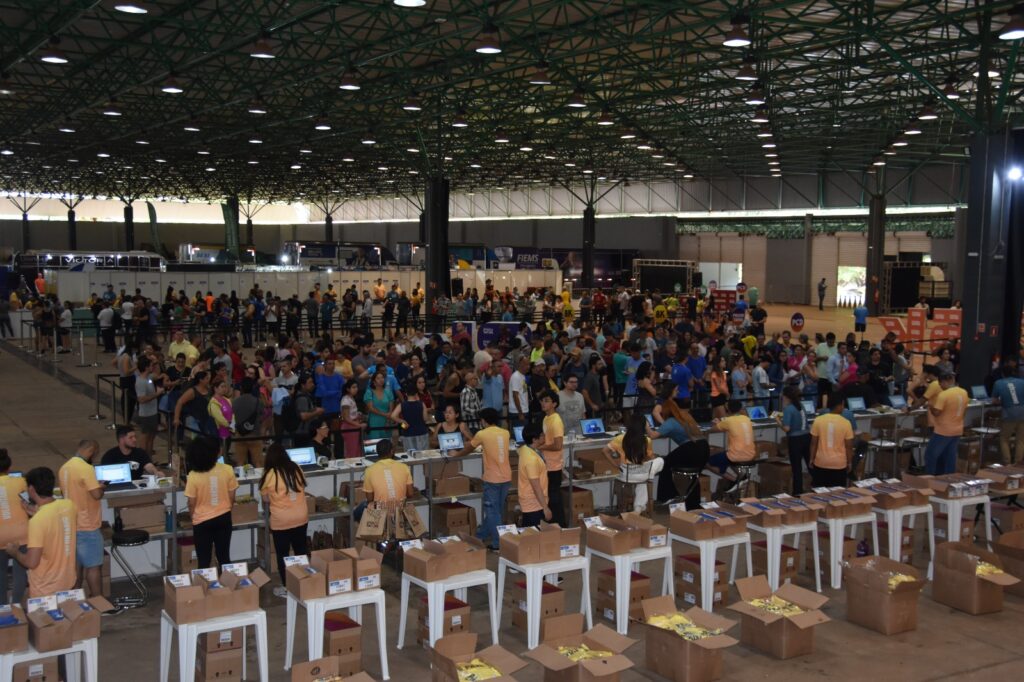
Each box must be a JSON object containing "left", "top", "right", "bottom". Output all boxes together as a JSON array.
[
  {"left": 538, "top": 391, "right": 566, "bottom": 526},
  {"left": 810, "top": 395, "right": 855, "bottom": 487},
  {"left": 518, "top": 423, "right": 551, "bottom": 527},
  {"left": 0, "top": 449, "right": 29, "bottom": 602},
  {"left": 926, "top": 372, "right": 969, "bottom": 475},
  {"left": 601, "top": 414, "right": 664, "bottom": 513},
  {"left": 708, "top": 400, "right": 757, "bottom": 496},
  {"left": 362, "top": 440, "right": 415, "bottom": 504},
  {"left": 461, "top": 409, "right": 511, "bottom": 549},
  {"left": 6, "top": 467, "right": 77, "bottom": 599},
  {"left": 58, "top": 440, "right": 105, "bottom": 597},
  {"left": 184, "top": 436, "right": 239, "bottom": 569},
  {"left": 259, "top": 444, "right": 309, "bottom": 593}
]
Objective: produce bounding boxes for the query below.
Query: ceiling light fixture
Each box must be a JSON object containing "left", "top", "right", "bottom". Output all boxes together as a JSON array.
[
  {"left": 402, "top": 94, "right": 422, "bottom": 111},
  {"left": 135, "top": 139, "right": 149, "bottom": 145},
  {"left": 451, "top": 109, "right": 469, "bottom": 128},
  {"left": 494, "top": 129, "right": 510, "bottom": 143},
  {"left": 722, "top": 17, "right": 752, "bottom": 48},
  {"left": 114, "top": 3, "right": 148, "bottom": 13},
  {"left": 184, "top": 125, "right": 200, "bottom": 132},
  {"left": 250, "top": 34, "right": 275, "bottom": 59},
  {"left": 972, "top": 69, "right": 1000, "bottom": 79},
  {"left": 160, "top": 76, "right": 183, "bottom": 94},
  {"left": 751, "top": 105, "right": 769, "bottom": 123},
  {"left": 249, "top": 138, "right": 262, "bottom": 144},
  {"left": 872, "top": 156, "right": 886, "bottom": 166},
  {"left": 999, "top": 9, "right": 1024, "bottom": 40},
  {"left": 248, "top": 98, "right": 268, "bottom": 115},
  {"left": 620, "top": 129, "right": 637, "bottom": 140},
  {"left": 917, "top": 104, "right": 938, "bottom": 120},
  {"left": 102, "top": 100, "right": 122, "bottom": 116},
  {"left": 338, "top": 72, "right": 360, "bottom": 91},
  {"left": 904, "top": 123, "right": 922, "bottom": 135},
  {"left": 756, "top": 126, "right": 772, "bottom": 138},
  {"left": 58, "top": 125, "right": 75, "bottom": 133},
  {"left": 96, "top": 152, "right": 110, "bottom": 158},
  {"left": 884, "top": 147, "right": 897, "bottom": 156},
  {"left": 892, "top": 137, "right": 909, "bottom": 147},
  {"left": 735, "top": 56, "right": 758, "bottom": 81},
  {"left": 361, "top": 132, "right": 377, "bottom": 145},
  {"left": 393, "top": 0, "right": 427, "bottom": 7},
  {"left": 762, "top": 141, "right": 776, "bottom": 148},
  {"left": 943, "top": 80, "right": 960, "bottom": 100},
  {"left": 567, "top": 88, "right": 587, "bottom": 108},
  {"left": 596, "top": 110, "right": 614, "bottom": 126},
  {"left": 474, "top": 22, "right": 501, "bottom": 54},
  {"left": 40, "top": 37, "right": 68, "bottom": 64},
  {"left": 313, "top": 116, "right": 331, "bottom": 131},
  {"left": 248, "top": 160, "right": 259, "bottom": 165},
  {"left": 529, "top": 63, "right": 552, "bottom": 85},
  {"left": 745, "top": 83, "right": 766, "bottom": 105}
]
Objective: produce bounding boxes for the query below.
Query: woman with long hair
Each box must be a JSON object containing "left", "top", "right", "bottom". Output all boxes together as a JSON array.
[
  {"left": 650, "top": 394, "right": 706, "bottom": 447},
  {"left": 600, "top": 414, "right": 663, "bottom": 513},
  {"left": 432, "top": 403, "right": 473, "bottom": 447},
  {"left": 184, "top": 436, "right": 238, "bottom": 569},
  {"left": 309, "top": 417, "right": 333, "bottom": 461},
  {"left": 339, "top": 380, "right": 365, "bottom": 457},
  {"left": 779, "top": 385, "right": 811, "bottom": 495},
  {"left": 207, "top": 378, "right": 235, "bottom": 447},
  {"left": 259, "top": 443, "right": 309, "bottom": 596},
  {"left": 634, "top": 361, "right": 658, "bottom": 413},
  {"left": 730, "top": 356, "right": 750, "bottom": 401},
  {"left": 391, "top": 377, "right": 431, "bottom": 452},
  {"left": 363, "top": 370, "right": 395, "bottom": 439},
  {"left": 709, "top": 354, "right": 730, "bottom": 419}
]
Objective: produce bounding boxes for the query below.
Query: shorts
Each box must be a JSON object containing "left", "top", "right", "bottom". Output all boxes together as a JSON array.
[
  {"left": 855, "top": 322, "right": 866, "bottom": 332},
  {"left": 135, "top": 413, "right": 159, "bottom": 434},
  {"left": 710, "top": 394, "right": 727, "bottom": 408},
  {"left": 77, "top": 529, "right": 104, "bottom": 568}
]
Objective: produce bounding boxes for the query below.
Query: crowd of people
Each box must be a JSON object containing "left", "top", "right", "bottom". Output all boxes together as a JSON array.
[{"left": 5, "top": 278, "right": 1018, "bottom": 605}]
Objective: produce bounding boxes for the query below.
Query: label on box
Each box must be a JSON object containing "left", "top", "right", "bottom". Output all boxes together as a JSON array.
[
  {"left": 774, "top": 493, "right": 792, "bottom": 499},
  {"left": 219, "top": 630, "right": 233, "bottom": 644},
  {"left": 400, "top": 539, "right": 424, "bottom": 551},
  {"left": 560, "top": 544, "right": 580, "bottom": 558},
  {"left": 283, "top": 555, "right": 309, "bottom": 567},
  {"left": 857, "top": 478, "right": 882, "bottom": 487},
  {"left": 602, "top": 608, "right": 614, "bottom": 621},
  {"left": 683, "top": 592, "right": 697, "bottom": 605},
  {"left": 166, "top": 574, "right": 192, "bottom": 587},
  {"left": 28, "top": 664, "right": 44, "bottom": 677},
  {"left": 191, "top": 550, "right": 198, "bottom": 560},
  {"left": 582, "top": 516, "right": 602, "bottom": 528},
  {"left": 700, "top": 502, "right": 720, "bottom": 509},
  {"left": 452, "top": 615, "right": 462, "bottom": 626},
  {"left": 26, "top": 596, "right": 57, "bottom": 614},
  {"left": 668, "top": 502, "right": 687, "bottom": 514},
  {"left": 358, "top": 574, "right": 380, "bottom": 590},
  {"left": 329, "top": 579, "right": 352, "bottom": 595},
  {"left": 496, "top": 525, "right": 519, "bottom": 536},
  {"left": 192, "top": 567, "right": 218, "bottom": 581},
  {"left": 885, "top": 478, "right": 901, "bottom": 484},
  {"left": 222, "top": 562, "right": 249, "bottom": 577},
  {"left": 436, "top": 536, "right": 457, "bottom": 543},
  {"left": 812, "top": 487, "right": 832, "bottom": 493},
  {"left": 648, "top": 534, "right": 667, "bottom": 547},
  {"left": 517, "top": 600, "right": 527, "bottom": 612},
  {"left": 56, "top": 589, "right": 86, "bottom": 604},
  {"left": 682, "top": 571, "right": 695, "bottom": 584}
]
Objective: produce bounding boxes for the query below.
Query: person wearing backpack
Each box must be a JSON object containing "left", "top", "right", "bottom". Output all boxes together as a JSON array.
[
  {"left": 232, "top": 377, "right": 263, "bottom": 466},
  {"left": 292, "top": 375, "right": 323, "bottom": 445}
]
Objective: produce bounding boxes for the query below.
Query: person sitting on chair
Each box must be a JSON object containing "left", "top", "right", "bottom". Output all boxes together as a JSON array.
[
  {"left": 709, "top": 400, "right": 756, "bottom": 499},
  {"left": 599, "top": 414, "right": 664, "bottom": 514}
]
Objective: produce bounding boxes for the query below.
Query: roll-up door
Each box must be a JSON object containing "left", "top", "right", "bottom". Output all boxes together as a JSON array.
[
  {"left": 898, "top": 232, "right": 931, "bottom": 254},
  {"left": 742, "top": 236, "right": 767, "bottom": 292},
  {"left": 719, "top": 233, "right": 743, "bottom": 262},
  {"left": 678, "top": 235, "right": 699, "bottom": 260},
  {"left": 811, "top": 235, "right": 838, "bottom": 306},
  {"left": 698, "top": 234, "right": 720, "bottom": 261},
  {"left": 838, "top": 233, "right": 866, "bottom": 266}
]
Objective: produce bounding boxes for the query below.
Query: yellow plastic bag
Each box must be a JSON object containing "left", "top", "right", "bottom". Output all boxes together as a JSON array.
[
  {"left": 748, "top": 595, "right": 804, "bottom": 617},
  {"left": 456, "top": 658, "right": 502, "bottom": 682},
  {"left": 558, "top": 644, "right": 613, "bottom": 662},
  {"left": 886, "top": 573, "right": 917, "bottom": 592},
  {"left": 976, "top": 561, "right": 1004, "bottom": 577},
  {"left": 646, "top": 612, "right": 722, "bottom": 641}
]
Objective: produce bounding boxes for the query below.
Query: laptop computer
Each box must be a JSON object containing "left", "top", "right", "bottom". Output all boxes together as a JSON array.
[
  {"left": 579, "top": 418, "right": 611, "bottom": 439},
  {"left": 438, "top": 432, "right": 464, "bottom": 452},
  {"left": 512, "top": 425, "right": 525, "bottom": 446},
  {"left": 644, "top": 414, "right": 655, "bottom": 429},
  {"left": 744, "top": 405, "right": 776, "bottom": 425},
  {"left": 846, "top": 396, "right": 876, "bottom": 416},
  {"left": 801, "top": 400, "right": 817, "bottom": 417},
  {"left": 971, "top": 385, "right": 991, "bottom": 403},
  {"left": 888, "top": 395, "right": 907, "bottom": 409},
  {"left": 95, "top": 463, "right": 135, "bottom": 491},
  {"left": 286, "top": 447, "right": 320, "bottom": 472}
]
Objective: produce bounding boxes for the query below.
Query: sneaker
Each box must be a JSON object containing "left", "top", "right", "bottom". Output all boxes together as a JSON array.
[{"left": 273, "top": 586, "right": 288, "bottom": 598}]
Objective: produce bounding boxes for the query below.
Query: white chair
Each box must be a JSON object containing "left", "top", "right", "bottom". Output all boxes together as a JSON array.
[
  {"left": 818, "top": 512, "right": 879, "bottom": 589},
  {"left": 397, "top": 569, "right": 499, "bottom": 649},
  {"left": 0, "top": 638, "right": 97, "bottom": 682},
  {"left": 584, "top": 544, "right": 673, "bottom": 634},
  {"left": 283, "top": 589, "right": 389, "bottom": 680},
  {"left": 749, "top": 521, "right": 822, "bottom": 592},
  {"left": 668, "top": 531, "right": 754, "bottom": 612},
  {"left": 496, "top": 554, "right": 592, "bottom": 650},
  {"left": 159, "top": 610, "right": 268, "bottom": 682}
]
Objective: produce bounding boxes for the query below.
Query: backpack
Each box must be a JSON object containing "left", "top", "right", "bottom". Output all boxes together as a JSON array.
[
  {"left": 280, "top": 393, "right": 301, "bottom": 433},
  {"left": 112, "top": 311, "right": 123, "bottom": 330},
  {"left": 232, "top": 394, "right": 260, "bottom": 435}
]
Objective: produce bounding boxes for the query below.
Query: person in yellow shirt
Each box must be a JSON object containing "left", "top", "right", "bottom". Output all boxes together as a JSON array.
[
  {"left": 926, "top": 372, "right": 969, "bottom": 474},
  {"left": 6, "top": 467, "right": 77, "bottom": 599},
  {"left": 810, "top": 396, "right": 855, "bottom": 487},
  {"left": 362, "top": 440, "right": 415, "bottom": 505},
  {"left": 0, "top": 449, "right": 29, "bottom": 602},
  {"left": 184, "top": 436, "right": 239, "bottom": 569},
  {"left": 538, "top": 391, "right": 566, "bottom": 526},
  {"left": 460, "top": 409, "right": 511, "bottom": 549},
  {"left": 58, "top": 440, "right": 105, "bottom": 597},
  {"left": 518, "top": 423, "right": 552, "bottom": 526},
  {"left": 710, "top": 400, "right": 757, "bottom": 496},
  {"left": 259, "top": 444, "right": 309, "bottom": 596},
  {"left": 600, "top": 415, "right": 663, "bottom": 513}
]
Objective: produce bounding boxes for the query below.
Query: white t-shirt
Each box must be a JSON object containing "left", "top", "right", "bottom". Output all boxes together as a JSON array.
[
  {"left": 508, "top": 371, "right": 529, "bottom": 415},
  {"left": 97, "top": 307, "right": 114, "bottom": 329},
  {"left": 753, "top": 366, "right": 770, "bottom": 398},
  {"left": 59, "top": 310, "right": 72, "bottom": 329}
]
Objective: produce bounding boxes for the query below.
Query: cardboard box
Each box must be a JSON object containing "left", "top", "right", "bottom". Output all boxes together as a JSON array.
[
  {"left": 310, "top": 549, "right": 355, "bottom": 594},
  {"left": 499, "top": 527, "right": 545, "bottom": 565},
  {"left": 584, "top": 523, "right": 641, "bottom": 556},
  {"left": 994, "top": 530, "right": 1024, "bottom": 597},
  {"left": 669, "top": 508, "right": 747, "bottom": 541},
  {"left": 844, "top": 556, "right": 926, "bottom": 635},
  {"left": 611, "top": 512, "right": 668, "bottom": 549},
  {"left": 167, "top": 536, "right": 198, "bottom": 574},
  {"left": 977, "top": 466, "right": 1024, "bottom": 492},
  {"left": 195, "top": 647, "right": 242, "bottom": 681},
  {"left": 105, "top": 491, "right": 166, "bottom": 509},
  {"left": 933, "top": 514, "right": 974, "bottom": 543},
  {"left": 577, "top": 451, "right": 617, "bottom": 475},
  {"left": 231, "top": 499, "right": 260, "bottom": 525},
  {"left": 0, "top": 604, "right": 29, "bottom": 654},
  {"left": 218, "top": 566, "right": 271, "bottom": 613},
  {"left": 992, "top": 503, "right": 1024, "bottom": 533},
  {"left": 752, "top": 542, "right": 799, "bottom": 580},
  {"left": 432, "top": 502, "right": 477, "bottom": 536},
  {"left": 640, "top": 596, "right": 738, "bottom": 682},
  {"left": 932, "top": 541, "right": 1020, "bottom": 614},
  {"left": 676, "top": 582, "right": 731, "bottom": 609},
  {"left": 201, "top": 628, "right": 243, "bottom": 652},
  {"left": 728, "top": 576, "right": 830, "bottom": 659},
  {"left": 510, "top": 580, "right": 565, "bottom": 630},
  {"left": 550, "top": 524, "right": 582, "bottom": 560},
  {"left": 675, "top": 555, "right": 728, "bottom": 590},
  {"left": 11, "top": 657, "right": 57, "bottom": 682},
  {"left": 431, "top": 633, "right": 528, "bottom": 682},
  {"left": 418, "top": 595, "right": 471, "bottom": 636},
  {"left": 324, "top": 611, "right": 362, "bottom": 656},
  {"left": 27, "top": 609, "right": 72, "bottom": 654},
  {"left": 403, "top": 541, "right": 452, "bottom": 582},
  {"left": 564, "top": 486, "right": 595, "bottom": 522},
  {"left": 339, "top": 547, "right": 383, "bottom": 590},
  {"left": 804, "top": 532, "right": 857, "bottom": 580},
  {"left": 848, "top": 481, "right": 931, "bottom": 508},
  {"left": 432, "top": 461, "right": 472, "bottom": 497},
  {"left": 596, "top": 569, "right": 651, "bottom": 602},
  {"left": 286, "top": 563, "right": 328, "bottom": 601},
  {"left": 526, "top": 613, "right": 636, "bottom": 682},
  {"left": 192, "top": 571, "right": 237, "bottom": 620},
  {"left": 119, "top": 502, "right": 166, "bottom": 532},
  {"left": 164, "top": 574, "right": 207, "bottom": 624},
  {"left": 902, "top": 473, "right": 988, "bottom": 499},
  {"left": 55, "top": 592, "right": 114, "bottom": 641},
  {"left": 595, "top": 593, "right": 643, "bottom": 623},
  {"left": 453, "top": 533, "right": 490, "bottom": 573},
  {"left": 876, "top": 521, "right": 915, "bottom": 553},
  {"left": 290, "top": 659, "right": 376, "bottom": 682}
]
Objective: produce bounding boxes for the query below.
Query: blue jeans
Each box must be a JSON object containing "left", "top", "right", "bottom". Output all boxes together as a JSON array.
[
  {"left": 477, "top": 481, "right": 510, "bottom": 549},
  {"left": 0, "top": 551, "right": 27, "bottom": 604},
  {"left": 925, "top": 434, "right": 960, "bottom": 475}
]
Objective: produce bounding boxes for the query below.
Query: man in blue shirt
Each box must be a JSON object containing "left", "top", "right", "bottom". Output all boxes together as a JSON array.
[
  {"left": 671, "top": 359, "right": 693, "bottom": 402},
  {"left": 684, "top": 342, "right": 707, "bottom": 398},
  {"left": 315, "top": 357, "right": 345, "bottom": 419},
  {"left": 826, "top": 341, "right": 848, "bottom": 390},
  {"left": 481, "top": 362, "right": 505, "bottom": 412},
  {"left": 853, "top": 304, "right": 869, "bottom": 333},
  {"left": 623, "top": 343, "right": 645, "bottom": 408},
  {"left": 993, "top": 364, "right": 1024, "bottom": 464}
]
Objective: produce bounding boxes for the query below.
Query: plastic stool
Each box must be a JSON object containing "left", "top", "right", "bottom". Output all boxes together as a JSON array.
[
  {"left": 397, "top": 569, "right": 498, "bottom": 648},
  {"left": 669, "top": 467, "right": 702, "bottom": 510},
  {"left": 496, "top": 555, "right": 592, "bottom": 649},
  {"left": 110, "top": 529, "right": 150, "bottom": 610},
  {"left": 284, "top": 589, "right": 390, "bottom": 680},
  {"left": 0, "top": 638, "right": 97, "bottom": 682},
  {"left": 159, "top": 609, "right": 268, "bottom": 682}
]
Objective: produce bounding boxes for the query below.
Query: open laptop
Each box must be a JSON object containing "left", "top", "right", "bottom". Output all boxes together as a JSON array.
[
  {"left": 512, "top": 425, "right": 525, "bottom": 446},
  {"left": 94, "top": 463, "right": 135, "bottom": 491},
  {"left": 579, "top": 418, "right": 612, "bottom": 439},
  {"left": 801, "top": 400, "right": 817, "bottom": 417},
  {"left": 744, "top": 405, "right": 776, "bottom": 425},
  {"left": 971, "top": 385, "right": 992, "bottom": 404},
  {"left": 888, "top": 394, "right": 908, "bottom": 409},
  {"left": 644, "top": 414, "right": 655, "bottom": 429},
  {"left": 846, "top": 396, "right": 876, "bottom": 416},
  {"left": 438, "top": 432, "right": 465, "bottom": 453},
  {"left": 286, "top": 447, "right": 320, "bottom": 472}
]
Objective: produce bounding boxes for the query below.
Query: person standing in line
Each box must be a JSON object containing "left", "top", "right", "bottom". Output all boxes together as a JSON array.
[
  {"left": 517, "top": 423, "right": 552, "bottom": 527},
  {"left": 133, "top": 356, "right": 164, "bottom": 459},
  {"left": 184, "top": 436, "right": 239, "bottom": 569},
  {"left": 538, "top": 391, "right": 566, "bottom": 526},
  {"left": 818, "top": 278, "right": 827, "bottom": 310},
  {"left": 303, "top": 292, "right": 319, "bottom": 339},
  {"left": 993, "top": 363, "right": 1024, "bottom": 464},
  {"left": 6, "top": 467, "right": 78, "bottom": 598},
  {"left": 458, "top": 409, "right": 512, "bottom": 548},
  {"left": 925, "top": 373, "right": 968, "bottom": 475},
  {"left": 0, "top": 449, "right": 29, "bottom": 602},
  {"left": 809, "top": 395, "right": 854, "bottom": 487},
  {"left": 508, "top": 356, "right": 530, "bottom": 427},
  {"left": 778, "top": 386, "right": 811, "bottom": 495},
  {"left": 259, "top": 444, "right": 309, "bottom": 598},
  {"left": 58, "top": 440, "right": 105, "bottom": 597},
  {"left": 557, "top": 374, "right": 587, "bottom": 436},
  {"left": 392, "top": 378, "right": 431, "bottom": 452}
]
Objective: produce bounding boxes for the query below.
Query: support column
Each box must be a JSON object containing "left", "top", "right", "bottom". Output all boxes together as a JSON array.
[
  {"left": 246, "top": 218, "right": 254, "bottom": 247},
  {"left": 866, "top": 194, "right": 886, "bottom": 316},
  {"left": 802, "top": 213, "right": 814, "bottom": 305},
  {"left": 21, "top": 212, "right": 29, "bottom": 250},
  {"left": 124, "top": 205, "right": 135, "bottom": 251},
  {"left": 958, "top": 129, "right": 1022, "bottom": 386},
  {"left": 951, "top": 206, "right": 968, "bottom": 301},
  {"left": 581, "top": 205, "right": 596, "bottom": 289},
  {"left": 325, "top": 213, "right": 334, "bottom": 242},
  {"left": 424, "top": 176, "right": 450, "bottom": 332},
  {"left": 68, "top": 209, "right": 77, "bottom": 250}
]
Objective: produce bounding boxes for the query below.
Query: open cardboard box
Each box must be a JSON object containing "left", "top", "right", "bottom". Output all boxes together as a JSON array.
[
  {"left": 311, "top": 549, "right": 356, "bottom": 594},
  {"left": 736, "top": 499, "right": 788, "bottom": 527},
  {"left": 0, "top": 604, "right": 28, "bottom": 654},
  {"left": 500, "top": 527, "right": 546, "bottom": 565},
  {"left": 728, "top": 575, "right": 829, "bottom": 659},
  {"left": 932, "top": 541, "right": 1020, "bottom": 614},
  {"left": 286, "top": 557, "right": 328, "bottom": 600},
  {"left": 617, "top": 513, "right": 668, "bottom": 549},
  {"left": 844, "top": 556, "right": 926, "bottom": 635},
  {"left": 431, "top": 632, "right": 527, "bottom": 682},
  {"left": 340, "top": 546, "right": 384, "bottom": 590},
  {"left": 584, "top": 516, "right": 642, "bottom": 555},
  {"left": 977, "top": 466, "right": 1024, "bottom": 492},
  {"left": 433, "top": 461, "right": 472, "bottom": 497},
  {"left": 290, "top": 656, "right": 375, "bottom": 682},
  {"left": 54, "top": 590, "right": 114, "bottom": 641},
  {"left": 640, "top": 595, "right": 738, "bottom": 682},
  {"left": 669, "top": 508, "right": 747, "bottom": 540},
  {"left": 403, "top": 541, "right": 453, "bottom": 582},
  {"left": 526, "top": 613, "right": 636, "bottom": 682},
  {"left": 164, "top": 574, "right": 207, "bottom": 624},
  {"left": 218, "top": 565, "right": 271, "bottom": 613},
  {"left": 994, "top": 530, "right": 1024, "bottom": 597},
  {"left": 27, "top": 608, "right": 72, "bottom": 653}
]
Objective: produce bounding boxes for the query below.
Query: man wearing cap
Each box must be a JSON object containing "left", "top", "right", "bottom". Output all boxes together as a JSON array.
[
  {"left": 561, "top": 347, "right": 587, "bottom": 385},
  {"left": 528, "top": 359, "right": 549, "bottom": 413},
  {"left": 925, "top": 372, "right": 968, "bottom": 474}
]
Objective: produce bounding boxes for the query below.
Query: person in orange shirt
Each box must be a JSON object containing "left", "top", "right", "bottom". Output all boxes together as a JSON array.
[
  {"left": 58, "top": 440, "right": 105, "bottom": 597},
  {"left": 810, "top": 395, "right": 855, "bottom": 487},
  {"left": 184, "top": 436, "right": 239, "bottom": 569},
  {"left": 34, "top": 272, "right": 46, "bottom": 296},
  {"left": 538, "top": 391, "right": 566, "bottom": 526},
  {"left": 259, "top": 444, "right": 309, "bottom": 597},
  {"left": 710, "top": 400, "right": 756, "bottom": 496},
  {"left": 362, "top": 440, "right": 415, "bottom": 504},
  {"left": 6, "top": 467, "right": 77, "bottom": 599},
  {"left": 517, "top": 423, "right": 551, "bottom": 526},
  {"left": 926, "top": 372, "right": 969, "bottom": 474},
  {"left": 461, "top": 408, "right": 511, "bottom": 549},
  {"left": 0, "top": 449, "right": 29, "bottom": 602}
]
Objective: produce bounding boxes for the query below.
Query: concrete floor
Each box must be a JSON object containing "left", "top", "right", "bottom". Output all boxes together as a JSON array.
[{"left": 4, "top": 305, "right": 1016, "bottom": 682}]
